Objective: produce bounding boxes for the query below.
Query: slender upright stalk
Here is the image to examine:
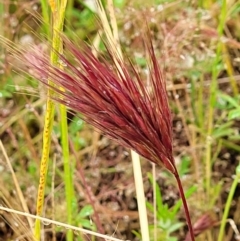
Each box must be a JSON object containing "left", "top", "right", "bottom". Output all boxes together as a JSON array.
[
  {"left": 96, "top": 1, "right": 150, "bottom": 239},
  {"left": 222, "top": 44, "right": 239, "bottom": 96},
  {"left": 34, "top": 98, "right": 55, "bottom": 240},
  {"left": 152, "top": 163, "right": 157, "bottom": 241},
  {"left": 174, "top": 170, "right": 195, "bottom": 241},
  {"left": 34, "top": 0, "right": 54, "bottom": 240},
  {"left": 205, "top": 0, "right": 227, "bottom": 198},
  {"left": 132, "top": 152, "right": 150, "bottom": 241},
  {"left": 35, "top": 0, "right": 72, "bottom": 240},
  {"left": 34, "top": 0, "right": 54, "bottom": 238},
  {"left": 50, "top": 1, "right": 74, "bottom": 241},
  {"left": 40, "top": 0, "right": 50, "bottom": 36},
  {"left": 217, "top": 163, "right": 240, "bottom": 241},
  {"left": 60, "top": 103, "right": 73, "bottom": 241}
]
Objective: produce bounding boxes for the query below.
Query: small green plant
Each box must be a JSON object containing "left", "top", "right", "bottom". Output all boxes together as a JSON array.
[
  {"left": 69, "top": 116, "right": 86, "bottom": 150},
  {"left": 133, "top": 173, "right": 196, "bottom": 241},
  {"left": 217, "top": 92, "right": 240, "bottom": 121},
  {"left": 75, "top": 204, "right": 95, "bottom": 230},
  {"left": 214, "top": 92, "right": 240, "bottom": 150}
]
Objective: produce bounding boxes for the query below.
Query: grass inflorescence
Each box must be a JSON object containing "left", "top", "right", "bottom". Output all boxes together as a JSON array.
[{"left": 0, "top": 1, "right": 240, "bottom": 241}]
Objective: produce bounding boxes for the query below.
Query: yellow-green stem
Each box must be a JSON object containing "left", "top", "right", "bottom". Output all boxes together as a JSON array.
[
  {"left": 40, "top": 0, "right": 50, "bottom": 36},
  {"left": 222, "top": 44, "right": 239, "bottom": 96},
  {"left": 34, "top": 99, "right": 55, "bottom": 240},
  {"left": 217, "top": 163, "right": 240, "bottom": 241},
  {"left": 35, "top": 0, "right": 72, "bottom": 240},
  {"left": 205, "top": 0, "right": 226, "bottom": 199},
  {"left": 60, "top": 103, "right": 73, "bottom": 241},
  {"left": 51, "top": 1, "right": 73, "bottom": 241}
]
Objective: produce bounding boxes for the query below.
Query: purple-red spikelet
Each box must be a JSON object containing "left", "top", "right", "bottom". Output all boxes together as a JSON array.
[{"left": 22, "top": 37, "right": 176, "bottom": 174}]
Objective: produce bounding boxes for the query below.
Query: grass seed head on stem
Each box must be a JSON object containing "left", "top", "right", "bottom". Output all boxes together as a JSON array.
[
  {"left": 2, "top": 32, "right": 195, "bottom": 240},
  {"left": 21, "top": 36, "right": 176, "bottom": 174}
]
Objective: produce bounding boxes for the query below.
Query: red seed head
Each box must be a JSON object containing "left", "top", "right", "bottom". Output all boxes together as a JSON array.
[
  {"left": 22, "top": 36, "right": 176, "bottom": 174},
  {"left": 184, "top": 213, "right": 216, "bottom": 241}
]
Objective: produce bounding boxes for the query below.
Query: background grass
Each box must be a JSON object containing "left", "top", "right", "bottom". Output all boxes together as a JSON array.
[{"left": 0, "top": 0, "right": 240, "bottom": 241}]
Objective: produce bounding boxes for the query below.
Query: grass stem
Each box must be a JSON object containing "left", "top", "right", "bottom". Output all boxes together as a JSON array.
[
  {"left": 174, "top": 170, "right": 195, "bottom": 241},
  {"left": 50, "top": 1, "right": 74, "bottom": 240},
  {"left": 96, "top": 1, "right": 150, "bottom": 239},
  {"left": 40, "top": 0, "right": 50, "bottom": 36},
  {"left": 217, "top": 163, "right": 240, "bottom": 241},
  {"left": 132, "top": 151, "right": 150, "bottom": 241},
  {"left": 34, "top": 99, "right": 55, "bottom": 240},
  {"left": 152, "top": 163, "right": 157, "bottom": 241},
  {"left": 35, "top": 0, "right": 71, "bottom": 240},
  {"left": 60, "top": 103, "right": 73, "bottom": 241},
  {"left": 205, "top": 0, "right": 227, "bottom": 198}
]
